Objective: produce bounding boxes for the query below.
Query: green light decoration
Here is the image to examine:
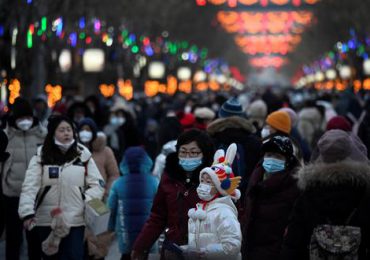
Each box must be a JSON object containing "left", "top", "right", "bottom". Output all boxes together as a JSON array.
[
  {"left": 79, "top": 32, "right": 86, "bottom": 40},
  {"left": 131, "top": 45, "right": 139, "bottom": 53},
  {"left": 200, "top": 48, "right": 208, "bottom": 59},
  {"left": 358, "top": 45, "right": 365, "bottom": 55},
  {"left": 181, "top": 41, "right": 189, "bottom": 49},
  {"left": 27, "top": 31, "right": 33, "bottom": 48},
  {"left": 169, "top": 42, "right": 177, "bottom": 54},
  {"left": 190, "top": 45, "right": 198, "bottom": 53},
  {"left": 124, "top": 38, "right": 132, "bottom": 46},
  {"left": 41, "top": 17, "right": 47, "bottom": 31},
  {"left": 122, "top": 30, "right": 129, "bottom": 39},
  {"left": 37, "top": 29, "right": 43, "bottom": 36},
  {"left": 328, "top": 51, "right": 335, "bottom": 59}
]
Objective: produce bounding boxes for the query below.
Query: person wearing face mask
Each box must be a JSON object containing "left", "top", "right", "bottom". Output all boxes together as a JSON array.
[
  {"left": 181, "top": 143, "right": 242, "bottom": 260},
  {"left": 18, "top": 115, "right": 105, "bottom": 260},
  {"left": 2, "top": 97, "right": 47, "bottom": 260},
  {"left": 131, "top": 129, "right": 214, "bottom": 260},
  {"left": 78, "top": 118, "right": 119, "bottom": 260},
  {"left": 241, "top": 135, "right": 300, "bottom": 260},
  {"left": 78, "top": 118, "right": 119, "bottom": 200},
  {"left": 103, "top": 104, "right": 141, "bottom": 162}
]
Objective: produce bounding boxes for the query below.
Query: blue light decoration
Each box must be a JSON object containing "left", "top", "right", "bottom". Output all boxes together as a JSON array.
[
  {"left": 145, "top": 46, "right": 154, "bottom": 56},
  {"left": 341, "top": 43, "right": 349, "bottom": 53},
  {"left": 0, "top": 25, "right": 4, "bottom": 37},
  {"left": 55, "top": 18, "right": 63, "bottom": 37},
  {"left": 27, "top": 0, "right": 32, "bottom": 4},
  {"left": 348, "top": 40, "right": 356, "bottom": 50},
  {"left": 79, "top": 17, "right": 85, "bottom": 29},
  {"left": 129, "top": 34, "right": 136, "bottom": 43},
  {"left": 69, "top": 32, "right": 77, "bottom": 47}
]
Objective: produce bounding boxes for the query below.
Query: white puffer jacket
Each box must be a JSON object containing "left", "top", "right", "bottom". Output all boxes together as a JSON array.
[
  {"left": 18, "top": 144, "right": 105, "bottom": 227},
  {"left": 185, "top": 196, "right": 242, "bottom": 260}
]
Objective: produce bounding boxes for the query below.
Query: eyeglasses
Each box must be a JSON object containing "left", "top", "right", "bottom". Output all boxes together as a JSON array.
[{"left": 178, "top": 150, "right": 203, "bottom": 158}]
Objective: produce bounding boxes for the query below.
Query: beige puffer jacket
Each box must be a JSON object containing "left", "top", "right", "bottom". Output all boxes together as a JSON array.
[
  {"left": 18, "top": 144, "right": 105, "bottom": 226},
  {"left": 2, "top": 123, "right": 46, "bottom": 197}
]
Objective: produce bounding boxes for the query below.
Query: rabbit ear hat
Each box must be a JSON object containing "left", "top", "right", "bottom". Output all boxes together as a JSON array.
[{"left": 200, "top": 143, "right": 241, "bottom": 200}]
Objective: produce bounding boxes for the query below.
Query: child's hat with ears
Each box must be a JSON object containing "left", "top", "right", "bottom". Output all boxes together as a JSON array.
[{"left": 200, "top": 143, "right": 241, "bottom": 200}]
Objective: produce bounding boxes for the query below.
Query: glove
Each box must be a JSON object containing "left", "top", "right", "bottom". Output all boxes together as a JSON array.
[{"left": 182, "top": 246, "right": 205, "bottom": 260}]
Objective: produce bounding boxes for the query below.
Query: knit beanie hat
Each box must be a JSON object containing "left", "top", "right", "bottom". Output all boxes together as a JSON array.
[
  {"left": 247, "top": 100, "right": 268, "bottom": 119},
  {"left": 0, "top": 129, "right": 9, "bottom": 162},
  {"left": 279, "top": 107, "right": 298, "bottom": 127},
  {"left": 326, "top": 116, "right": 352, "bottom": 132},
  {"left": 200, "top": 143, "right": 241, "bottom": 200},
  {"left": 316, "top": 129, "right": 368, "bottom": 163},
  {"left": 266, "top": 110, "right": 291, "bottom": 134},
  {"left": 179, "top": 113, "right": 195, "bottom": 130},
  {"left": 78, "top": 117, "right": 98, "bottom": 141},
  {"left": 219, "top": 97, "right": 244, "bottom": 118},
  {"left": 11, "top": 97, "right": 33, "bottom": 120},
  {"left": 262, "top": 135, "right": 297, "bottom": 168},
  {"left": 194, "top": 107, "right": 216, "bottom": 120}
]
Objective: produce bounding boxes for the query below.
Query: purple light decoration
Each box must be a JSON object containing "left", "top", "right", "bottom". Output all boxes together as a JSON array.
[
  {"left": 69, "top": 32, "right": 77, "bottom": 47},
  {"left": 94, "top": 19, "right": 101, "bottom": 32},
  {"left": 79, "top": 18, "right": 85, "bottom": 29},
  {"left": 189, "top": 53, "right": 198, "bottom": 63},
  {"left": 145, "top": 46, "right": 154, "bottom": 56}
]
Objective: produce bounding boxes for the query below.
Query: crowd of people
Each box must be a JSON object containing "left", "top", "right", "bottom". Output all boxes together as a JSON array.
[{"left": 0, "top": 87, "right": 369, "bottom": 260}]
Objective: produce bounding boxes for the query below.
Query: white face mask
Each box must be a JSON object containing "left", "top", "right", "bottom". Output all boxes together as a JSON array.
[
  {"left": 54, "top": 138, "right": 75, "bottom": 152},
  {"left": 196, "top": 183, "right": 214, "bottom": 201},
  {"left": 110, "top": 116, "right": 126, "bottom": 126},
  {"left": 16, "top": 119, "right": 33, "bottom": 131},
  {"left": 261, "top": 128, "right": 270, "bottom": 139},
  {"left": 79, "top": 130, "right": 93, "bottom": 143}
]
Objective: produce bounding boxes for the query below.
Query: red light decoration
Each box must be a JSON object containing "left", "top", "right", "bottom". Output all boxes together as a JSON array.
[
  {"left": 217, "top": 11, "right": 313, "bottom": 34},
  {"left": 249, "top": 56, "right": 287, "bottom": 68},
  {"left": 196, "top": 0, "right": 207, "bottom": 6},
  {"left": 235, "top": 34, "right": 302, "bottom": 55},
  {"left": 205, "top": 0, "right": 318, "bottom": 6}
]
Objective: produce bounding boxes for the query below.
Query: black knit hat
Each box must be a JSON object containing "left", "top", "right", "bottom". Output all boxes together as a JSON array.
[
  {"left": 262, "top": 135, "right": 293, "bottom": 158},
  {"left": 11, "top": 97, "right": 33, "bottom": 120},
  {"left": 0, "top": 129, "right": 10, "bottom": 162},
  {"left": 47, "top": 115, "right": 76, "bottom": 136}
]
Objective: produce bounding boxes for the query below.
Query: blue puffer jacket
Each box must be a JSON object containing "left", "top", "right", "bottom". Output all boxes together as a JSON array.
[{"left": 108, "top": 146, "right": 159, "bottom": 254}]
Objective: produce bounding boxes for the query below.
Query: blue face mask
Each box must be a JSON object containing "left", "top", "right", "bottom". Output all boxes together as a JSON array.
[
  {"left": 263, "top": 157, "right": 286, "bottom": 173},
  {"left": 179, "top": 157, "right": 202, "bottom": 172}
]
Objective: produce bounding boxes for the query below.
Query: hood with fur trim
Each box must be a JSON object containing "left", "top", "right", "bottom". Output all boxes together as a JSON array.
[
  {"left": 207, "top": 116, "right": 256, "bottom": 135},
  {"left": 296, "top": 160, "right": 370, "bottom": 190}
]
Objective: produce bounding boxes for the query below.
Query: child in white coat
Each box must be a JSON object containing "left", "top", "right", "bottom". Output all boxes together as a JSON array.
[{"left": 181, "top": 143, "right": 242, "bottom": 260}]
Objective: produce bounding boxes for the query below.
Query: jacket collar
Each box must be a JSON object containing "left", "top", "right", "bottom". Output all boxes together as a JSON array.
[{"left": 207, "top": 116, "right": 256, "bottom": 136}]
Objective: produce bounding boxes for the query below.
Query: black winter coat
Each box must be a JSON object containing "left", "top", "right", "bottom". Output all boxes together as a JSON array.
[
  {"left": 242, "top": 164, "right": 300, "bottom": 260},
  {"left": 280, "top": 160, "right": 370, "bottom": 260}
]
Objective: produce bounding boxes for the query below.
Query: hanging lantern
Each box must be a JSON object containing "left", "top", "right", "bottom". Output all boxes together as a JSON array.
[
  {"left": 148, "top": 61, "right": 165, "bottom": 79},
  {"left": 59, "top": 49, "right": 72, "bottom": 73},
  {"left": 83, "top": 49, "right": 105, "bottom": 72},
  {"left": 177, "top": 67, "right": 192, "bottom": 81}
]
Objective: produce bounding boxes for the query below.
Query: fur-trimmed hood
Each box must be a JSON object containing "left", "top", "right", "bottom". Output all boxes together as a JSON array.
[
  {"left": 296, "top": 160, "right": 370, "bottom": 190},
  {"left": 207, "top": 116, "right": 256, "bottom": 135}
]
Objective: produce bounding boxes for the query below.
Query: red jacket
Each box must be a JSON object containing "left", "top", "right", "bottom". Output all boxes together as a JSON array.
[{"left": 132, "top": 153, "right": 202, "bottom": 252}]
